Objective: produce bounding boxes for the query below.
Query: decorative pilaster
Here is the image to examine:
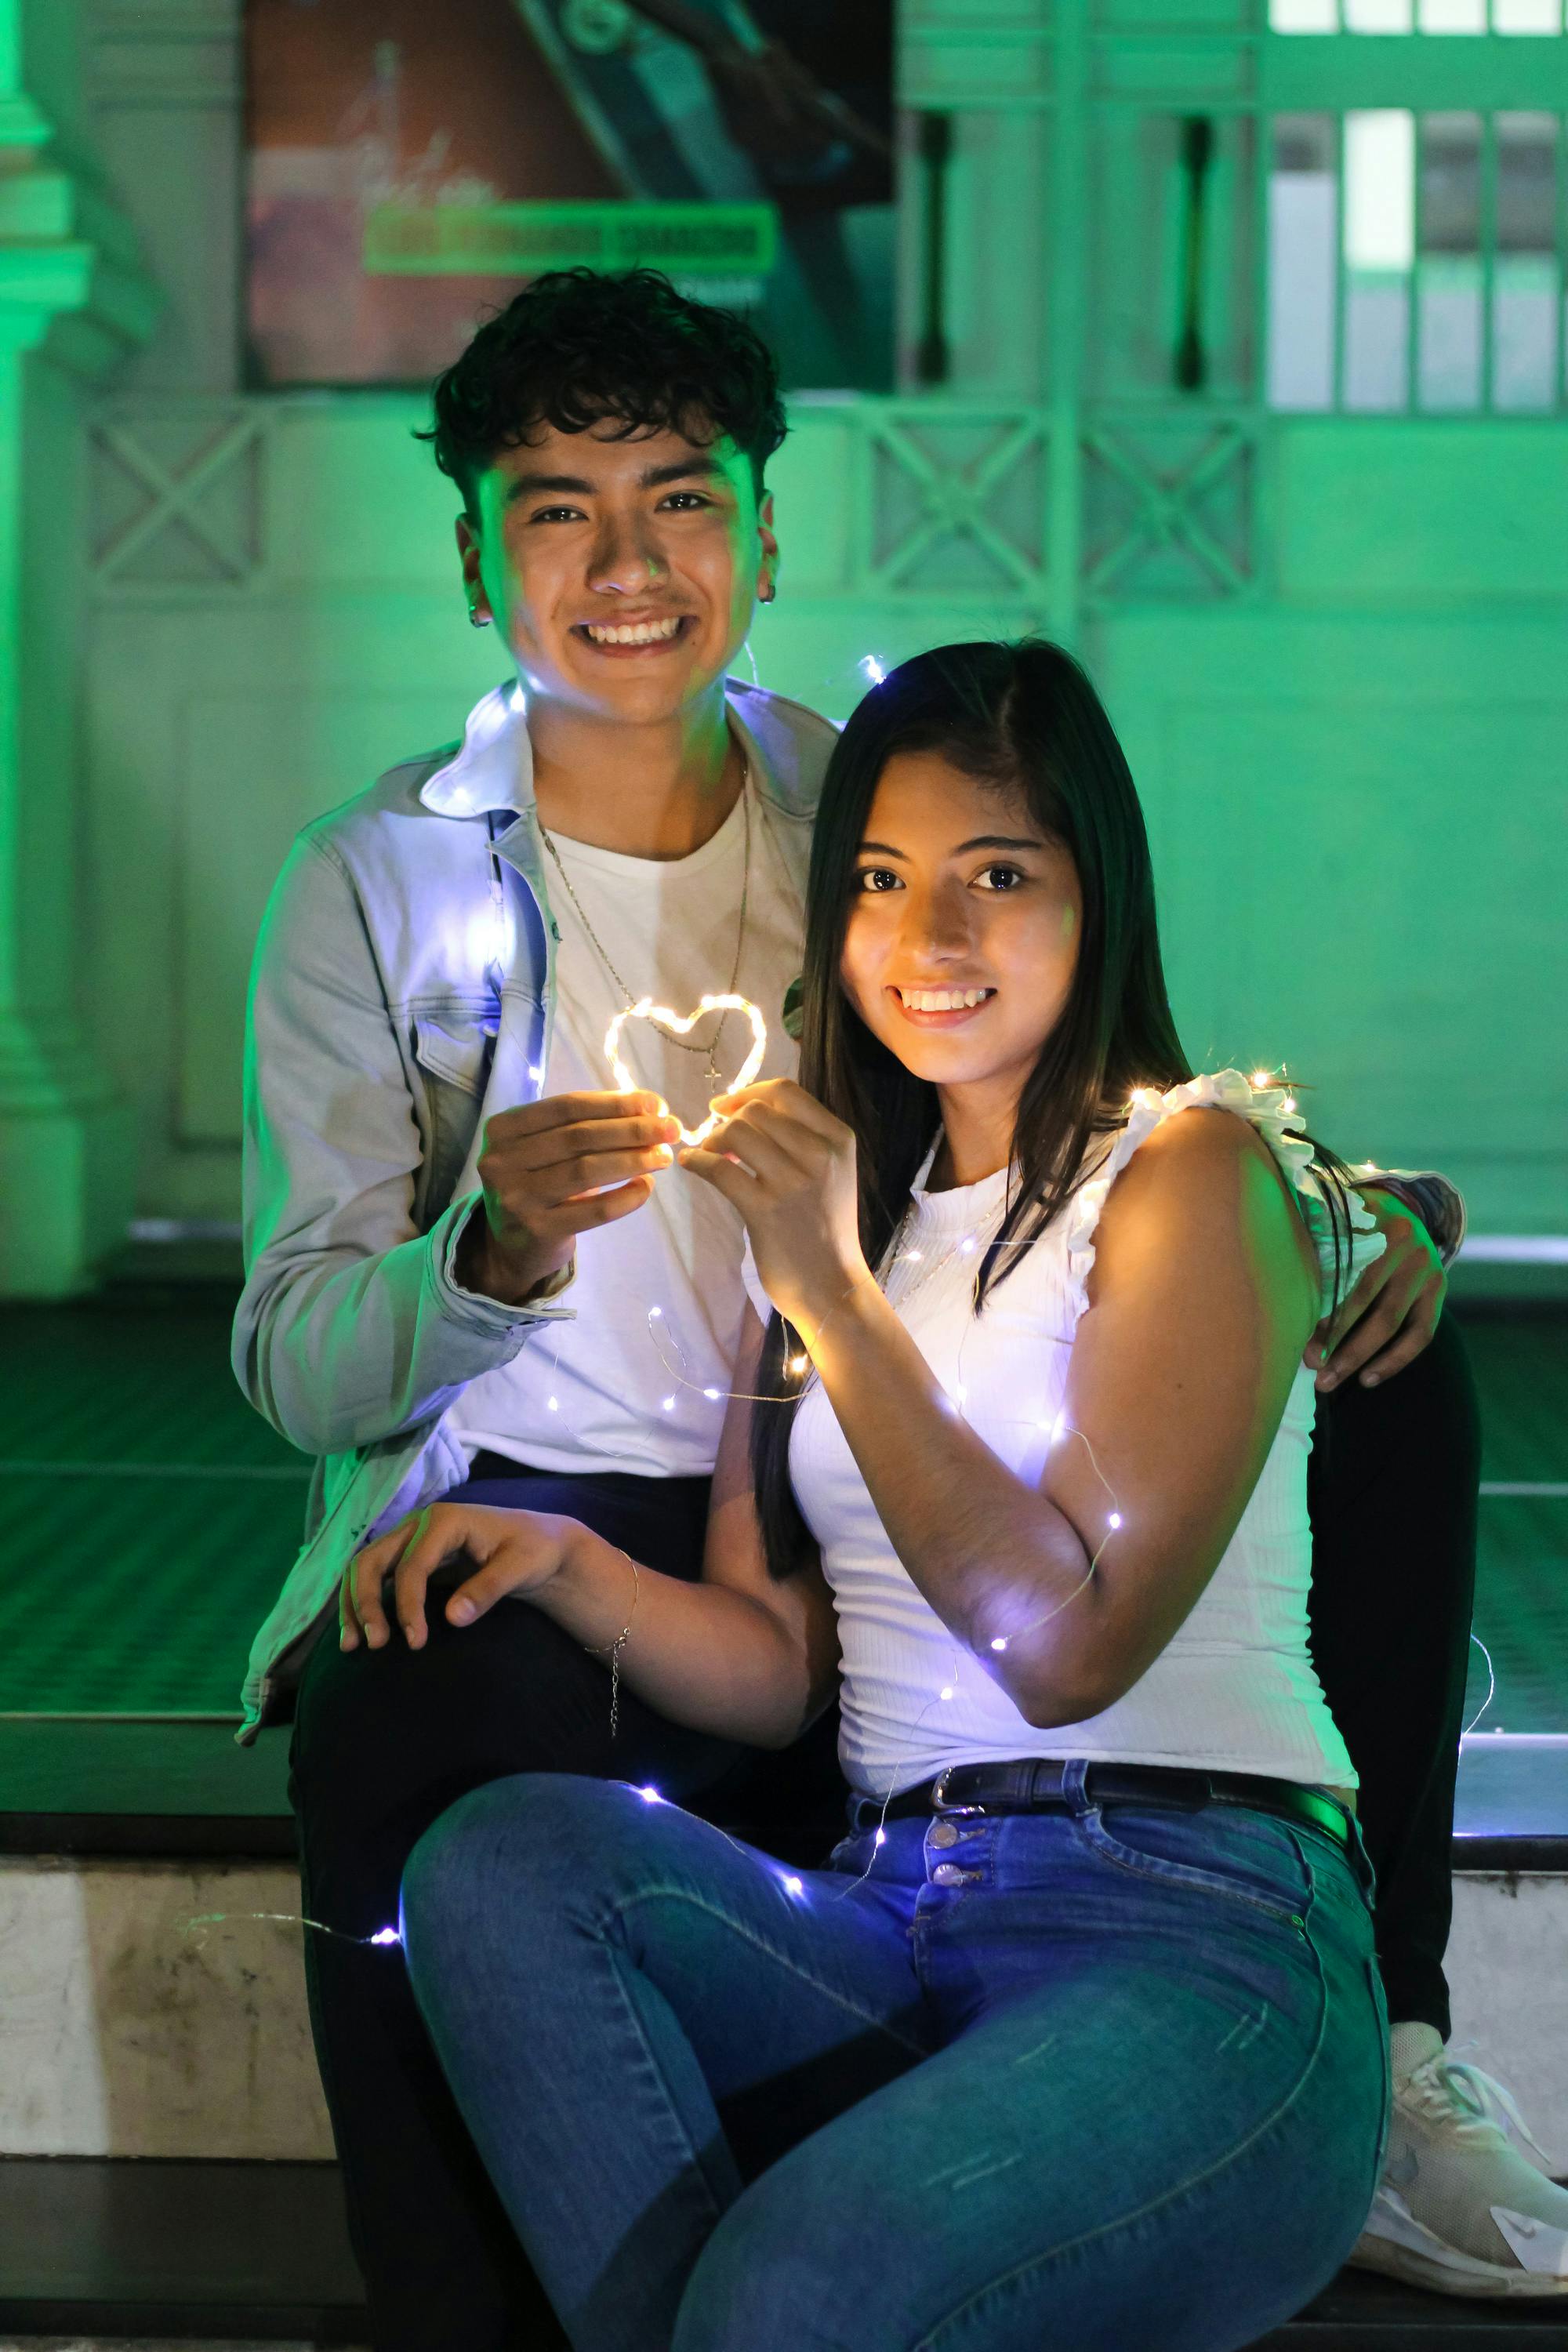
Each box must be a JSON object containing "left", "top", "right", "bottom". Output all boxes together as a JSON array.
[{"left": 0, "top": 0, "right": 157, "bottom": 1294}]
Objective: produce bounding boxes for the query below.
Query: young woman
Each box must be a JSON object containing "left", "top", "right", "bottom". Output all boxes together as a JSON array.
[{"left": 377, "top": 640, "right": 1391, "bottom": 2352}]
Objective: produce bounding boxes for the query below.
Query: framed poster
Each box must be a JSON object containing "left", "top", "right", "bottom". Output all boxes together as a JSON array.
[{"left": 245, "top": 0, "right": 895, "bottom": 390}]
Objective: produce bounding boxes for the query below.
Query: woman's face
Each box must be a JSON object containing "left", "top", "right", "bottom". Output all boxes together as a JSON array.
[{"left": 840, "top": 750, "right": 1083, "bottom": 1103}]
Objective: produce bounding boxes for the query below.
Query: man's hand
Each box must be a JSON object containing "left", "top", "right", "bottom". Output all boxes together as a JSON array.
[
  {"left": 340, "top": 1501, "right": 579, "bottom": 1651},
  {"left": 1306, "top": 1188, "right": 1446, "bottom": 1392},
  {"left": 455, "top": 1089, "right": 678, "bottom": 1307}
]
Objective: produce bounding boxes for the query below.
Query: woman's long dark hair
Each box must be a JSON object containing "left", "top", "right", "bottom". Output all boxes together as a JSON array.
[{"left": 751, "top": 637, "right": 1352, "bottom": 1579}]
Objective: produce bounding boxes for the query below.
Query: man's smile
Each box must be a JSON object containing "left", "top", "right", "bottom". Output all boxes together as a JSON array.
[{"left": 574, "top": 614, "right": 695, "bottom": 654}]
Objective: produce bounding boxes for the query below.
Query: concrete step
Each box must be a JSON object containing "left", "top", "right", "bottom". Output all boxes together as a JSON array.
[
  {"left": 2, "top": 2159, "right": 1566, "bottom": 2350},
  {"left": 0, "top": 2340, "right": 348, "bottom": 2351},
  {"left": 2, "top": 1724, "right": 1565, "bottom": 2347},
  {"left": 0, "top": 2161, "right": 361, "bottom": 2345},
  {"left": 5, "top": 1847, "right": 1566, "bottom": 2164}
]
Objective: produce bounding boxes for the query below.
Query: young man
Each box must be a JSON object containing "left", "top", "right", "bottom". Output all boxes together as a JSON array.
[{"left": 234, "top": 272, "right": 1564, "bottom": 2352}]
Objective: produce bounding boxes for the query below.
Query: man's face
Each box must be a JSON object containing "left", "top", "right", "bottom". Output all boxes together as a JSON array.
[{"left": 458, "top": 419, "right": 777, "bottom": 727}]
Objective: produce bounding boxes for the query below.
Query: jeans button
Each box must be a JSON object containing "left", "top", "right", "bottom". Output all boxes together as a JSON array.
[
  {"left": 931, "top": 1861, "right": 970, "bottom": 1886},
  {"left": 929, "top": 1820, "right": 960, "bottom": 1849}
]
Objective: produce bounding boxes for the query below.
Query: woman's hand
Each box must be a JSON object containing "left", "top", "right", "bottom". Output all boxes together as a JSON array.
[
  {"left": 340, "top": 1503, "right": 579, "bottom": 1651},
  {"left": 678, "top": 1078, "right": 872, "bottom": 1338}
]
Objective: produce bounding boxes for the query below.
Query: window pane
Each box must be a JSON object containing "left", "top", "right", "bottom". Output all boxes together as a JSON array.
[
  {"left": 1494, "top": 114, "right": 1559, "bottom": 408},
  {"left": 1344, "top": 113, "right": 1414, "bottom": 405},
  {"left": 1493, "top": 0, "right": 1561, "bottom": 30},
  {"left": 1270, "top": 0, "right": 1340, "bottom": 27},
  {"left": 1345, "top": 0, "right": 1414, "bottom": 27},
  {"left": 1418, "top": 0, "right": 1488, "bottom": 31},
  {"left": 1346, "top": 111, "right": 1415, "bottom": 269},
  {"left": 1418, "top": 113, "right": 1483, "bottom": 408},
  {"left": 1269, "top": 115, "right": 1338, "bottom": 405}
]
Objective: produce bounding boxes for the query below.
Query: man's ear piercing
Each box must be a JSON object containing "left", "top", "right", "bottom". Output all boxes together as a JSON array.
[
  {"left": 759, "top": 581, "right": 775, "bottom": 606},
  {"left": 468, "top": 605, "right": 490, "bottom": 629}
]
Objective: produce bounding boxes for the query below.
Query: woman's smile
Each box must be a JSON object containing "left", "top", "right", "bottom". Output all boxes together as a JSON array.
[{"left": 891, "top": 982, "right": 998, "bottom": 1026}]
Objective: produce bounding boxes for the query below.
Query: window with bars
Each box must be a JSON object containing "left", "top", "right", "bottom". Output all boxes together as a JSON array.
[
  {"left": 1268, "top": 110, "right": 1566, "bottom": 407},
  {"left": 1272, "top": 0, "right": 1562, "bottom": 34}
]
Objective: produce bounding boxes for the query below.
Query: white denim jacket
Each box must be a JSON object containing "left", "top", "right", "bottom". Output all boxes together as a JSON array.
[{"left": 232, "top": 677, "right": 833, "bottom": 1738}]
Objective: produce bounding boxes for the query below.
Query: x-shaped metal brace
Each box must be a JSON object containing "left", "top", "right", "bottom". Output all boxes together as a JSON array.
[
  {"left": 863, "top": 413, "right": 1047, "bottom": 594},
  {"left": 1082, "top": 420, "right": 1254, "bottom": 601},
  {"left": 93, "top": 412, "right": 264, "bottom": 584}
]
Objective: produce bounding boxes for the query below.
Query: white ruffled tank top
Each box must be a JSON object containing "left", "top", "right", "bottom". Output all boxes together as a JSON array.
[{"left": 774, "top": 1073, "right": 1384, "bottom": 1799}]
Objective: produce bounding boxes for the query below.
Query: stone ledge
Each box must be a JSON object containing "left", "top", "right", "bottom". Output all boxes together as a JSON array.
[{"left": 2, "top": 1857, "right": 1565, "bottom": 2163}]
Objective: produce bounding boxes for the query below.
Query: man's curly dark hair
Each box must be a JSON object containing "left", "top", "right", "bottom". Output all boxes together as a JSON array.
[{"left": 419, "top": 269, "right": 787, "bottom": 514}]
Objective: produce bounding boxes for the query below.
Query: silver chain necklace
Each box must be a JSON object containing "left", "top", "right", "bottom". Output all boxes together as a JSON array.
[
  {"left": 538, "top": 763, "right": 753, "bottom": 1096},
  {"left": 879, "top": 1187, "right": 1010, "bottom": 1322}
]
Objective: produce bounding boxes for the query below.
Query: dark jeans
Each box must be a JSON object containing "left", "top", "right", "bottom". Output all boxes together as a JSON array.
[
  {"left": 290, "top": 1316, "right": 1479, "bottom": 2352},
  {"left": 403, "top": 1778, "right": 1388, "bottom": 2352},
  {"left": 1305, "top": 1312, "right": 1479, "bottom": 2034}
]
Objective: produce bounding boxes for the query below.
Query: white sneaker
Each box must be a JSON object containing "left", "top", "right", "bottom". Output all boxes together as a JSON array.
[{"left": 1352, "top": 2027, "right": 1568, "bottom": 2299}]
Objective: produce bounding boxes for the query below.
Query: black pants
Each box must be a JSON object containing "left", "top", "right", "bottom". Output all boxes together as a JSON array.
[{"left": 291, "top": 1318, "right": 1479, "bottom": 2352}]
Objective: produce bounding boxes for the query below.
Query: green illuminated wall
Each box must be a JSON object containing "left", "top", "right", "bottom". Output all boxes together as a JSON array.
[{"left": 0, "top": 0, "right": 1563, "bottom": 1294}]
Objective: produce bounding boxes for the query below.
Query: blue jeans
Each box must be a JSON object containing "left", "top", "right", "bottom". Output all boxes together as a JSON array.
[{"left": 401, "top": 1768, "right": 1389, "bottom": 2352}]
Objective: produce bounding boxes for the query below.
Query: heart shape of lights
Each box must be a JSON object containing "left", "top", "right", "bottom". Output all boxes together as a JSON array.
[{"left": 603, "top": 993, "right": 768, "bottom": 1147}]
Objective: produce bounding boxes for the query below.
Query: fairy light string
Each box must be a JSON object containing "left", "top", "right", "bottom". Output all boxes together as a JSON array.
[
  {"left": 202, "top": 664, "right": 1397, "bottom": 1947},
  {"left": 187, "top": 1062, "right": 1377, "bottom": 1947}
]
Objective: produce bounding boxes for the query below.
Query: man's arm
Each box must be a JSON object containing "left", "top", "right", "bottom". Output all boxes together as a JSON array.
[{"left": 231, "top": 835, "right": 570, "bottom": 1457}]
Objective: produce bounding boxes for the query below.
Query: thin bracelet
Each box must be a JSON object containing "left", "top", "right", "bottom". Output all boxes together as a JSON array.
[{"left": 583, "top": 1551, "right": 641, "bottom": 1740}]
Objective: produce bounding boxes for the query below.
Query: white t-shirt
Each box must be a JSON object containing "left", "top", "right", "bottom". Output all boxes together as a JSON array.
[
  {"left": 746, "top": 1073, "right": 1381, "bottom": 1798},
  {"left": 450, "top": 779, "right": 804, "bottom": 1477}
]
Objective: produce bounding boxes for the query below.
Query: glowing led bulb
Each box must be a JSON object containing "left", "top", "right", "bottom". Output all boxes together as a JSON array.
[
  {"left": 940, "top": 1684, "right": 956, "bottom": 1701},
  {"left": 782, "top": 1875, "right": 804, "bottom": 1897},
  {"left": 874, "top": 1828, "right": 887, "bottom": 1847},
  {"left": 703, "top": 1386, "right": 722, "bottom": 1400},
  {"left": 960, "top": 1237, "right": 976, "bottom": 1255},
  {"left": 546, "top": 1396, "right": 559, "bottom": 1412},
  {"left": 637, "top": 1786, "right": 664, "bottom": 1805},
  {"left": 648, "top": 1305, "right": 662, "bottom": 1319},
  {"left": 1281, "top": 1096, "right": 1297, "bottom": 1115},
  {"left": 1109, "top": 1512, "right": 1123, "bottom": 1530},
  {"left": 787, "top": 1355, "right": 808, "bottom": 1375},
  {"left": 369, "top": 1926, "right": 401, "bottom": 1947},
  {"left": 860, "top": 654, "right": 887, "bottom": 685},
  {"left": 661, "top": 1395, "right": 677, "bottom": 1412},
  {"left": 1250, "top": 1069, "right": 1271, "bottom": 1089},
  {"left": 989, "top": 1636, "right": 1009, "bottom": 1653}
]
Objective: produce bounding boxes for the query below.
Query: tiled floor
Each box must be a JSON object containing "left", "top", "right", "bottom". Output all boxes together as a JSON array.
[
  {"left": 1454, "top": 1312, "right": 1568, "bottom": 1737},
  {"left": 1, "top": 1285, "right": 309, "bottom": 1715},
  {"left": 4, "top": 1286, "right": 1564, "bottom": 1731}
]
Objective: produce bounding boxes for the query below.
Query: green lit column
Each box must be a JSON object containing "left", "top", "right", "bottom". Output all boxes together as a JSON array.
[{"left": 0, "top": 0, "right": 155, "bottom": 1295}]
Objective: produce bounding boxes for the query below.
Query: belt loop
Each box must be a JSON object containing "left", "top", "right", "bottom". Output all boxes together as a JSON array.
[{"left": 1061, "top": 1757, "right": 1093, "bottom": 1817}]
